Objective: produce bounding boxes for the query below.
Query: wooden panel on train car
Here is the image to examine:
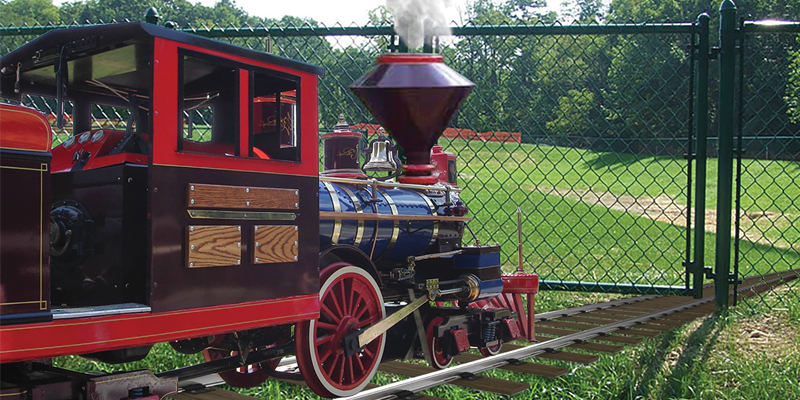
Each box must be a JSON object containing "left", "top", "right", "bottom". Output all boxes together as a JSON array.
[
  {"left": 253, "top": 225, "right": 298, "bottom": 264},
  {"left": 187, "top": 184, "right": 298, "bottom": 210},
  {"left": 186, "top": 225, "right": 243, "bottom": 268}
]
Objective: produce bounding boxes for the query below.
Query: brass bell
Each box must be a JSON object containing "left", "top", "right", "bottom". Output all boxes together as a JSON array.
[{"left": 363, "top": 128, "right": 398, "bottom": 172}]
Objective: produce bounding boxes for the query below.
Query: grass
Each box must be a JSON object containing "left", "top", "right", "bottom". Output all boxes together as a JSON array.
[{"left": 51, "top": 139, "right": 800, "bottom": 399}]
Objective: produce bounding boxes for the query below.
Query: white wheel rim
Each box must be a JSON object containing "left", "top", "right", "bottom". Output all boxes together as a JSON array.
[{"left": 305, "top": 266, "right": 386, "bottom": 397}]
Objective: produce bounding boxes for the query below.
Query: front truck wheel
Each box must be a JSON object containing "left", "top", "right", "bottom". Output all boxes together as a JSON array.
[{"left": 295, "top": 263, "right": 386, "bottom": 397}]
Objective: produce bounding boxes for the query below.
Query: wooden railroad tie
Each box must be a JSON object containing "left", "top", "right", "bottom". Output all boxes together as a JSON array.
[{"left": 378, "top": 360, "right": 529, "bottom": 396}]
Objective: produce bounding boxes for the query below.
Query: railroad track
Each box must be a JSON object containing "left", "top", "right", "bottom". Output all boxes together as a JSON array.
[{"left": 171, "top": 270, "right": 799, "bottom": 400}]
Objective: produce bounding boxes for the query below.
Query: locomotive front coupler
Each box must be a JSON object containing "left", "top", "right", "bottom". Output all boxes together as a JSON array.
[{"left": 342, "top": 276, "right": 475, "bottom": 358}]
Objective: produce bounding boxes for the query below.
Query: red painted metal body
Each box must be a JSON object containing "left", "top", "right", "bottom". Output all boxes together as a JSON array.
[
  {"left": 50, "top": 129, "right": 148, "bottom": 172},
  {"left": 0, "top": 104, "right": 52, "bottom": 153},
  {"left": 151, "top": 38, "right": 319, "bottom": 177},
  {"left": 502, "top": 273, "right": 539, "bottom": 341},
  {"left": 451, "top": 328, "right": 470, "bottom": 352},
  {"left": 0, "top": 295, "right": 317, "bottom": 363},
  {"left": 431, "top": 144, "right": 457, "bottom": 186}
]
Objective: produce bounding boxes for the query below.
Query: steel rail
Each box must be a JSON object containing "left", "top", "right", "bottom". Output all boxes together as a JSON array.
[{"left": 534, "top": 295, "right": 660, "bottom": 321}]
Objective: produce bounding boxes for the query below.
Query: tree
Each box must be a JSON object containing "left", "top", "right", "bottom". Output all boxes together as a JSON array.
[
  {"left": 0, "top": 0, "right": 60, "bottom": 26},
  {"left": 57, "top": 0, "right": 266, "bottom": 27},
  {"left": 560, "top": 0, "right": 605, "bottom": 23},
  {"left": 788, "top": 41, "right": 800, "bottom": 124},
  {"left": 547, "top": 89, "right": 597, "bottom": 135}
]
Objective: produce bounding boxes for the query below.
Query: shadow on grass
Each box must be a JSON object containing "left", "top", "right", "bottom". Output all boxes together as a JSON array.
[
  {"left": 630, "top": 315, "right": 722, "bottom": 399},
  {"left": 583, "top": 151, "right": 676, "bottom": 171}
]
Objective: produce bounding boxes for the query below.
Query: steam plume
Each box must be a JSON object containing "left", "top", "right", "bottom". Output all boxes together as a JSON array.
[{"left": 386, "top": 0, "right": 454, "bottom": 50}]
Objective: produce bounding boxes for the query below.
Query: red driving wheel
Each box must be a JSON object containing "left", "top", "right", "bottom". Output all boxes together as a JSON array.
[
  {"left": 425, "top": 316, "right": 453, "bottom": 369},
  {"left": 201, "top": 338, "right": 284, "bottom": 388},
  {"left": 295, "top": 263, "right": 386, "bottom": 397}
]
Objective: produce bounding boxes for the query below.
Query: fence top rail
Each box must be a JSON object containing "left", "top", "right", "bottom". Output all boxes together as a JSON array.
[
  {"left": 744, "top": 20, "right": 800, "bottom": 33},
  {"left": 0, "top": 21, "right": 699, "bottom": 39}
]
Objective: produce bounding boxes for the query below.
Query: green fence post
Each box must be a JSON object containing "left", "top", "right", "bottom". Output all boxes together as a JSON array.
[
  {"left": 715, "top": 0, "right": 738, "bottom": 310},
  {"left": 693, "top": 12, "right": 710, "bottom": 299}
]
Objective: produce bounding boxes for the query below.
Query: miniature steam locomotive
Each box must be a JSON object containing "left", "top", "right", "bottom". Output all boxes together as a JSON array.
[{"left": 0, "top": 22, "right": 538, "bottom": 399}]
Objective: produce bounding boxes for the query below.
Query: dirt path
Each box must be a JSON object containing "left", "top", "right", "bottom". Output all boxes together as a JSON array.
[{"left": 536, "top": 187, "right": 797, "bottom": 251}]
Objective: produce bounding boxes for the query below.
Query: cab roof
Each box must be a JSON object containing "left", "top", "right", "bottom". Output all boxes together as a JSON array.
[{"left": 0, "top": 22, "right": 324, "bottom": 100}]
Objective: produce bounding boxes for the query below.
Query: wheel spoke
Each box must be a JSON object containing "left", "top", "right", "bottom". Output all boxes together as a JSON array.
[
  {"left": 356, "top": 317, "right": 376, "bottom": 329},
  {"left": 315, "top": 333, "right": 334, "bottom": 347},
  {"left": 354, "top": 351, "right": 366, "bottom": 372},
  {"left": 328, "top": 283, "right": 345, "bottom": 319},
  {"left": 346, "top": 356, "right": 355, "bottom": 384},
  {"left": 323, "top": 352, "right": 338, "bottom": 376},
  {"left": 331, "top": 354, "right": 344, "bottom": 383},
  {"left": 320, "top": 303, "right": 341, "bottom": 324},
  {"left": 318, "top": 346, "right": 333, "bottom": 364},
  {"left": 350, "top": 279, "right": 363, "bottom": 316},
  {"left": 338, "top": 280, "right": 350, "bottom": 317},
  {"left": 362, "top": 346, "right": 375, "bottom": 358},
  {"left": 353, "top": 296, "right": 374, "bottom": 321},
  {"left": 316, "top": 321, "right": 338, "bottom": 332}
]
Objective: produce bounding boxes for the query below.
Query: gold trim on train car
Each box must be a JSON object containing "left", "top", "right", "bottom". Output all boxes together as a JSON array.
[
  {"left": 420, "top": 194, "right": 440, "bottom": 246},
  {"left": 322, "top": 181, "right": 342, "bottom": 245},
  {"left": 340, "top": 186, "right": 365, "bottom": 246},
  {"left": 378, "top": 189, "right": 399, "bottom": 260}
]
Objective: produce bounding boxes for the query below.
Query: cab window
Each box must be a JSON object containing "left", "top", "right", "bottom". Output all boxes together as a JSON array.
[
  {"left": 251, "top": 69, "right": 300, "bottom": 162},
  {"left": 179, "top": 52, "right": 239, "bottom": 156}
]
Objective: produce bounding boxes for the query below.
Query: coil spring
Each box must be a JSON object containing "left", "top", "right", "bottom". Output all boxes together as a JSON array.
[
  {"left": 482, "top": 323, "right": 496, "bottom": 342},
  {"left": 128, "top": 387, "right": 146, "bottom": 399}
]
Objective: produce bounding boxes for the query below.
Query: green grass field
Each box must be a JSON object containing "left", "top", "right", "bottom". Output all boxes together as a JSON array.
[{"left": 52, "top": 139, "right": 800, "bottom": 399}]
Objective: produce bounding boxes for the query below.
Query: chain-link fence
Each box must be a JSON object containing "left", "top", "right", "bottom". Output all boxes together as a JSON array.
[
  {"left": 2, "top": 10, "right": 799, "bottom": 307},
  {"left": 733, "top": 20, "right": 800, "bottom": 309}
]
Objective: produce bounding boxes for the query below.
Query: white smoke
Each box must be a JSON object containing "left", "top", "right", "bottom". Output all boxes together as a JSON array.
[{"left": 386, "top": 0, "right": 454, "bottom": 50}]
